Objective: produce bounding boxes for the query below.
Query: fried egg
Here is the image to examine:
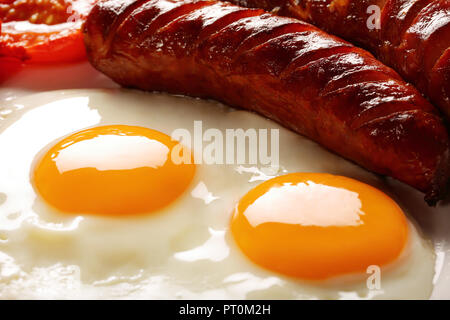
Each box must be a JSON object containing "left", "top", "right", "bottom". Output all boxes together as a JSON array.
[
  {"left": 33, "top": 125, "right": 195, "bottom": 216},
  {"left": 0, "top": 89, "right": 435, "bottom": 299}
]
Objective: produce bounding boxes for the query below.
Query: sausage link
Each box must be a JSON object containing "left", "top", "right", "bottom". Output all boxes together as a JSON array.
[
  {"left": 230, "top": 0, "right": 450, "bottom": 121},
  {"left": 84, "top": 0, "right": 450, "bottom": 204}
]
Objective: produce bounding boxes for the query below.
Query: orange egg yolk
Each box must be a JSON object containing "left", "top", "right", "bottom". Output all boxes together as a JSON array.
[
  {"left": 231, "top": 173, "right": 409, "bottom": 280},
  {"left": 33, "top": 125, "right": 195, "bottom": 216}
]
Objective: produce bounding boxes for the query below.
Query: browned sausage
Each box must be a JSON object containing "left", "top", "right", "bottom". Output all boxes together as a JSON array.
[
  {"left": 229, "top": 0, "right": 450, "bottom": 121},
  {"left": 84, "top": 0, "right": 450, "bottom": 204}
]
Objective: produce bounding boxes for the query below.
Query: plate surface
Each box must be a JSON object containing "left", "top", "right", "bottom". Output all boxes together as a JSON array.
[{"left": 1, "top": 62, "right": 449, "bottom": 299}]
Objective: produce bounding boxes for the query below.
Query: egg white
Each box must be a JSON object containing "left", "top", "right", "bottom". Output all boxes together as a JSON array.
[{"left": 0, "top": 89, "right": 435, "bottom": 299}]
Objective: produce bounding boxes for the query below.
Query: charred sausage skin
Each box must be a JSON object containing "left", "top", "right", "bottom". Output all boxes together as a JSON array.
[
  {"left": 84, "top": 0, "right": 450, "bottom": 204},
  {"left": 230, "top": 0, "right": 450, "bottom": 121}
]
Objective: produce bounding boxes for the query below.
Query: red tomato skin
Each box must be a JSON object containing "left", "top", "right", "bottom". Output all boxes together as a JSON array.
[
  {"left": 25, "top": 30, "right": 87, "bottom": 63},
  {"left": 0, "top": 56, "right": 23, "bottom": 83}
]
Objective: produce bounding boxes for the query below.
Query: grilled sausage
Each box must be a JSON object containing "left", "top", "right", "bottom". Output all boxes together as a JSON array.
[
  {"left": 229, "top": 0, "right": 450, "bottom": 121},
  {"left": 84, "top": 0, "right": 450, "bottom": 204}
]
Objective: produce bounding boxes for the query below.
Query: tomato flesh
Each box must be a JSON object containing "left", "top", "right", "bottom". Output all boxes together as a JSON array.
[
  {"left": 0, "top": 0, "right": 94, "bottom": 63},
  {"left": 0, "top": 19, "right": 24, "bottom": 83},
  {"left": 0, "top": 0, "right": 72, "bottom": 24}
]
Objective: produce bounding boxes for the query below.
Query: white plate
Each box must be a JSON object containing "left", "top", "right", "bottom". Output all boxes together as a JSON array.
[{"left": 1, "top": 61, "right": 449, "bottom": 300}]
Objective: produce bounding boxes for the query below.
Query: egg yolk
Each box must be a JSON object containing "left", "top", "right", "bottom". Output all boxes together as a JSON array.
[
  {"left": 33, "top": 125, "right": 195, "bottom": 216},
  {"left": 231, "top": 173, "right": 409, "bottom": 280}
]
